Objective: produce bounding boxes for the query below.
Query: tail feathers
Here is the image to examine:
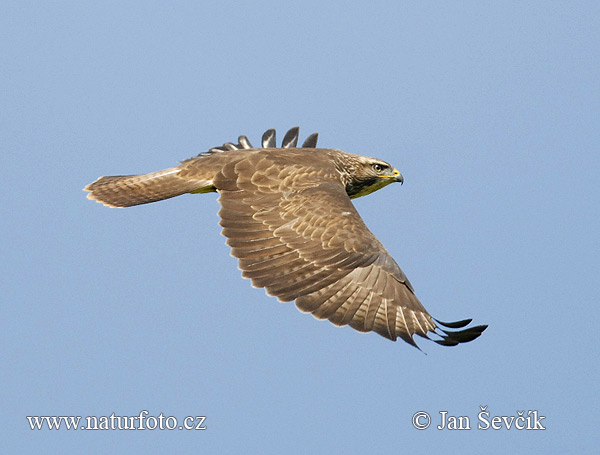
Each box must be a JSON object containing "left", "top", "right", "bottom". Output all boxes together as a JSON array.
[{"left": 84, "top": 167, "right": 209, "bottom": 208}]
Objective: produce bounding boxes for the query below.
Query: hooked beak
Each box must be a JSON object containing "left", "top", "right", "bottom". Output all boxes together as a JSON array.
[{"left": 394, "top": 169, "right": 404, "bottom": 185}]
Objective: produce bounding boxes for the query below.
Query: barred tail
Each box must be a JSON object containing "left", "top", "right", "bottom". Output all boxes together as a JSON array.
[{"left": 84, "top": 167, "right": 209, "bottom": 208}]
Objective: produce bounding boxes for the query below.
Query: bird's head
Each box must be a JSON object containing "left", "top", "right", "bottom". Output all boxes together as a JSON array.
[{"left": 343, "top": 155, "right": 404, "bottom": 199}]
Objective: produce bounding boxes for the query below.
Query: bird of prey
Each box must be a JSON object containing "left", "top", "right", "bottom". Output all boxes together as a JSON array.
[{"left": 85, "top": 127, "right": 486, "bottom": 349}]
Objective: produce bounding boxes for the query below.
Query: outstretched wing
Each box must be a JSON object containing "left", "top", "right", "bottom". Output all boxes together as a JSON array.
[{"left": 215, "top": 151, "right": 486, "bottom": 347}]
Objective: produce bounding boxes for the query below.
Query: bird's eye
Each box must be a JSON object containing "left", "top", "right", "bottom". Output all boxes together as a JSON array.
[{"left": 372, "top": 163, "right": 386, "bottom": 173}]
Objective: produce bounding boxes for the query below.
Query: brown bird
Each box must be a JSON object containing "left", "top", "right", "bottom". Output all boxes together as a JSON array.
[{"left": 85, "top": 127, "right": 486, "bottom": 348}]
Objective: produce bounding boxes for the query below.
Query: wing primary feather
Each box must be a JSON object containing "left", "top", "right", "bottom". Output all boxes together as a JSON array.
[
  {"left": 434, "top": 324, "right": 488, "bottom": 346},
  {"left": 434, "top": 338, "right": 460, "bottom": 347},
  {"left": 302, "top": 133, "right": 319, "bottom": 148},
  {"left": 238, "top": 135, "right": 253, "bottom": 149},
  {"left": 411, "top": 311, "right": 427, "bottom": 334},
  {"left": 442, "top": 325, "right": 488, "bottom": 340},
  {"left": 434, "top": 318, "right": 473, "bottom": 329},
  {"left": 221, "top": 142, "right": 238, "bottom": 150},
  {"left": 262, "top": 129, "right": 276, "bottom": 148},
  {"left": 282, "top": 127, "right": 299, "bottom": 148}
]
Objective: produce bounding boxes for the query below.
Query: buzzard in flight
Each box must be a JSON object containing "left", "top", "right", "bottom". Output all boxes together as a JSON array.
[{"left": 85, "top": 127, "right": 486, "bottom": 348}]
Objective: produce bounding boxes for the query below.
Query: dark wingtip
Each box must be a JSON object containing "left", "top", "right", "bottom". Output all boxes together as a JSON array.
[
  {"left": 434, "top": 338, "right": 460, "bottom": 347},
  {"left": 434, "top": 318, "right": 473, "bottom": 329},
  {"left": 262, "top": 129, "right": 276, "bottom": 148},
  {"left": 282, "top": 127, "right": 300, "bottom": 148},
  {"left": 205, "top": 127, "right": 320, "bottom": 155},
  {"left": 433, "top": 320, "right": 488, "bottom": 347},
  {"left": 302, "top": 132, "right": 319, "bottom": 148}
]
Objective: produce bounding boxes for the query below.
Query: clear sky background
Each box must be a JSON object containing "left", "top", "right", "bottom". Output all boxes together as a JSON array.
[{"left": 2, "top": 1, "right": 598, "bottom": 453}]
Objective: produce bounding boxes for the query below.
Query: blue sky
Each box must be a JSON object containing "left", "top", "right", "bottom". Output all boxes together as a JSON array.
[{"left": 2, "top": 1, "right": 598, "bottom": 453}]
